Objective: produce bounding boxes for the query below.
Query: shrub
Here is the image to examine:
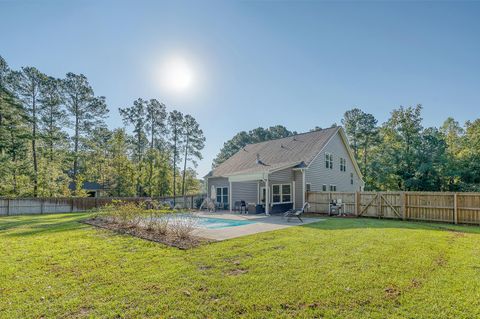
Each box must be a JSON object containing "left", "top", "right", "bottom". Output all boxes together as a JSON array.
[
  {"left": 168, "top": 214, "right": 198, "bottom": 239},
  {"left": 152, "top": 215, "right": 170, "bottom": 235}
]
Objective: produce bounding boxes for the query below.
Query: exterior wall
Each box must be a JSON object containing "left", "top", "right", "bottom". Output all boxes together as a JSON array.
[
  {"left": 269, "top": 167, "right": 293, "bottom": 183},
  {"left": 305, "top": 132, "right": 362, "bottom": 192},
  {"left": 293, "top": 170, "right": 304, "bottom": 209},
  {"left": 206, "top": 177, "right": 229, "bottom": 207},
  {"left": 231, "top": 181, "right": 258, "bottom": 204}
]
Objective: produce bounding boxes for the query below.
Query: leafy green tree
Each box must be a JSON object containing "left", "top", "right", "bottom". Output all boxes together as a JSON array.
[
  {"left": 181, "top": 114, "right": 205, "bottom": 196},
  {"left": 119, "top": 98, "right": 149, "bottom": 196},
  {"left": 145, "top": 99, "right": 167, "bottom": 195},
  {"left": 62, "top": 73, "right": 108, "bottom": 193},
  {"left": 9, "top": 67, "right": 47, "bottom": 196},
  {"left": 458, "top": 119, "right": 480, "bottom": 190},
  {"left": 168, "top": 110, "right": 184, "bottom": 200},
  {"left": 213, "top": 125, "right": 296, "bottom": 168},
  {"left": 109, "top": 129, "right": 137, "bottom": 196}
]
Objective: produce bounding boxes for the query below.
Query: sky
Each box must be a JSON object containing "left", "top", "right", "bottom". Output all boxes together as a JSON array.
[{"left": 1, "top": 0, "right": 480, "bottom": 177}]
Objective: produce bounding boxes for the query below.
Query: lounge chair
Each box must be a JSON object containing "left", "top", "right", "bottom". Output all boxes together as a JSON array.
[{"left": 283, "top": 202, "right": 310, "bottom": 222}]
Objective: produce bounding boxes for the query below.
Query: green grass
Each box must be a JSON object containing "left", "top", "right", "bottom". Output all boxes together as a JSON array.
[{"left": 1, "top": 214, "right": 480, "bottom": 318}]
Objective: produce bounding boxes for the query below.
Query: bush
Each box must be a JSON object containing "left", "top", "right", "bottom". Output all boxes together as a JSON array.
[{"left": 168, "top": 214, "right": 198, "bottom": 239}]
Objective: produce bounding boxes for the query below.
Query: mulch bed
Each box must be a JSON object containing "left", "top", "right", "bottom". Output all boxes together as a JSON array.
[{"left": 82, "top": 217, "right": 213, "bottom": 249}]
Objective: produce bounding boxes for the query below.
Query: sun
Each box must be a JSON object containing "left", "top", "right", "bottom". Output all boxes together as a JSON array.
[{"left": 160, "top": 56, "right": 194, "bottom": 93}]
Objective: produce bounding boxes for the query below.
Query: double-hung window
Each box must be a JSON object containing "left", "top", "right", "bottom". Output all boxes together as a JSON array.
[
  {"left": 325, "top": 152, "right": 333, "bottom": 169},
  {"left": 216, "top": 187, "right": 228, "bottom": 204},
  {"left": 340, "top": 158, "right": 346, "bottom": 171},
  {"left": 272, "top": 184, "right": 292, "bottom": 203}
]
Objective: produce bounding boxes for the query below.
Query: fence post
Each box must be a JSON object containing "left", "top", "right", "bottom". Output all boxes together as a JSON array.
[
  {"left": 355, "top": 192, "right": 360, "bottom": 216},
  {"left": 6, "top": 198, "right": 10, "bottom": 216},
  {"left": 70, "top": 198, "right": 74, "bottom": 212},
  {"left": 454, "top": 193, "right": 458, "bottom": 225},
  {"left": 401, "top": 192, "right": 407, "bottom": 220},
  {"left": 40, "top": 198, "right": 44, "bottom": 214},
  {"left": 191, "top": 196, "right": 194, "bottom": 209}
]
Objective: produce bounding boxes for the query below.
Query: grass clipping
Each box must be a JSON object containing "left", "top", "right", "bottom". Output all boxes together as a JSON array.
[{"left": 84, "top": 201, "right": 211, "bottom": 249}]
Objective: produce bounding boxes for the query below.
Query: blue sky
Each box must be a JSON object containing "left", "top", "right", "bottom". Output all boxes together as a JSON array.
[{"left": 1, "top": 0, "right": 479, "bottom": 177}]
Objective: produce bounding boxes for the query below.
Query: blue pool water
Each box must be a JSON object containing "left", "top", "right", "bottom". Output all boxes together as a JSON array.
[{"left": 197, "top": 217, "right": 256, "bottom": 229}]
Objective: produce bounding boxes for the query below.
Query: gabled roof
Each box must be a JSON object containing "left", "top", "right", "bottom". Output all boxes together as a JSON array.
[{"left": 208, "top": 126, "right": 341, "bottom": 177}]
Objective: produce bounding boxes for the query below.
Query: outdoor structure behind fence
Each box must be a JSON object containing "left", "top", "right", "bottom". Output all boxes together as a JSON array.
[
  {"left": 307, "top": 191, "right": 480, "bottom": 225},
  {"left": 0, "top": 194, "right": 207, "bottom": 216}
]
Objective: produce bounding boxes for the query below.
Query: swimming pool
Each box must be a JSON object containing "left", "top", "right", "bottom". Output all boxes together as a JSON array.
[{"left": 196, "top": 217, "right": 256, "bottom": 229}]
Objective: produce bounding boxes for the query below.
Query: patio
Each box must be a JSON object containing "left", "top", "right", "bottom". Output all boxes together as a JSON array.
[{"left": 191, "top": 211, "right": 324, "bottom": 241}]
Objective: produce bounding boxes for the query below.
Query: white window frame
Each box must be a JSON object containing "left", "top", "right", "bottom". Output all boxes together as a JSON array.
[
  {"left": 271, "top": 183, "right": 292, "bottom": 204},
  {"left": 216, "top": 187, "right": 229, "bottom": 204},
  {"left": 350, "top": 172, "right": 354, "bottom": 185},
  {"left": 322, "top": 184, "right": 327, "bottom": 192},
  {"left": 325, "top": 152, "right": 333, "bottom": 169},
  {"left": 340, "top": 158, "right": 346, "bottom": 172},
  {"left": 329, "top": 184, "right": 337, "bottom": 192},
  {"left": 306, "top": 183, "right": 311, "bottom": 192}
]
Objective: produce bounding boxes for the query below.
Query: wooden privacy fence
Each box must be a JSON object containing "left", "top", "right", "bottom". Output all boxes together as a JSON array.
[
  {"left": 0, "top": 194, "right": 207, "bottom": 217},
  {"left": 307, "top": 191, "right": 480, "bottom": 225}
]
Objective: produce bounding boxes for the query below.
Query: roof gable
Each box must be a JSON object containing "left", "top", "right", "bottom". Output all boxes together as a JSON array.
[{"left": 210, "top": 127, "right": 340, "bottom": 177}]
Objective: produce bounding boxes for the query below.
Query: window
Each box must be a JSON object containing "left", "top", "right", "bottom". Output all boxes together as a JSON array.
[
  {"left": 272, "top": 184, "right": 292, "bottom": 203},
  {"left": 329, "top": 185, "right": 337, "bottom": 191},
  {"left": 325, "top": 152, "right": 333, "bottom": 169},
  {"left": 350, "top": 173, "right": 354, "bottom": 185},
  {"left": 322, "top": 184, "right": 327, "bottom": 192},
  {"left": 340, "top": 158, "right": 346, "bottom": 172},
  {"left": 216, "top": 187, "right": 228, "bottom": 204},
  {"left": 282, "top": 184, "right": 291, "bottom": 202},
  {"left": 306, "top": 183, "right": 311, "bottom": 192}
]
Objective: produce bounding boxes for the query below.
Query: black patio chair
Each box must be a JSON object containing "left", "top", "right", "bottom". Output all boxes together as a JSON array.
[{"left": 283, "top": 202, "right": 310, "bottom": 223}]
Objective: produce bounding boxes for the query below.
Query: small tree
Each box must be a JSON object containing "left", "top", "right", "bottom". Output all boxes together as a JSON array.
[{"left": 181, "top": 114, "right": 205, "bottom": 196}]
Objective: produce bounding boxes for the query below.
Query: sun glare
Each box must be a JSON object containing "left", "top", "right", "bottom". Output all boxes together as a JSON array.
[{"left": 160, "top": 56, "right": 194, "bottom": 93}]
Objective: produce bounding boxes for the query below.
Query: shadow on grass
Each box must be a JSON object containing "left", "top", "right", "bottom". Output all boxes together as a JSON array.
[
  {"left": 0, "top": 213, "right": 91, "bottom": 236},
  {"left": 302, "top": 216, "right": 480, "bottom": 234}
]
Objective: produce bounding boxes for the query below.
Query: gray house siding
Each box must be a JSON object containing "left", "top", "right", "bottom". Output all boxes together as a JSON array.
[
  {"left": 294, "top": 170, "right": 303, "bottom": 209},
  {"left": 305, "top": 132, "right": 362, "bottom": 192},
  {"left": 206, "top": 177, "right": 229, "bottom": 206},
  {"left": 231, "top": 181, "right": 257, "bottom": 204},
  {"left": 269, "top": 167, "right": 293, "bottom": 183}
]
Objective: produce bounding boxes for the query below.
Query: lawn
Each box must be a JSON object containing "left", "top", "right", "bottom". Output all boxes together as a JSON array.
[{"left": 1, "top": 213, "right": 480, "bottom": 318}]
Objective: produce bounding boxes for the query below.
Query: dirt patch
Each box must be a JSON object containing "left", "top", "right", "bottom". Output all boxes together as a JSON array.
[
  {"left": 83, "top": 218, "right": 213, "bottom": 249},
  {"left": 410, "top": 278, "right": 422, "bottom": 289},
  {"left": 384, "top": 286, "right": 401, "bottom": 299},
  {"left": 435, "top": 255, "right": 447, "bottom": 267},
  {"left": 226, "top": 268, "right": 248, "bottom": 276}
]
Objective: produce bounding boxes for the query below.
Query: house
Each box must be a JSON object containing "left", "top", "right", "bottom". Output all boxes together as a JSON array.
[
  {"left": 205, "top": 126, "right": 364, "bottom": 214},
  {"left": 68, "top": 181, "right": 108, "bottom": 197}
]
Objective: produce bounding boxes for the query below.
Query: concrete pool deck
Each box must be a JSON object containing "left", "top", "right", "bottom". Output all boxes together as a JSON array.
[{"left": 191, "top": 211, "right": 325, "bottom": 241}]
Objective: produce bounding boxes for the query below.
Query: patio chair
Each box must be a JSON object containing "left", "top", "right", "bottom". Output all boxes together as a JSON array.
[{"left": 283, "top": 202, "right": 310, "bottom": 223}]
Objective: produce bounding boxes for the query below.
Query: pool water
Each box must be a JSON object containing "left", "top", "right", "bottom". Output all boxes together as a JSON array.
[{"left": 197, "top": 217, "right": 256, "bottom": 229}]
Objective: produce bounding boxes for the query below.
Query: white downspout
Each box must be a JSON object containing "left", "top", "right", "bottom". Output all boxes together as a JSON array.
[
  {"left": 302, "top": 169, "right": 306, "bottom": 207},
  {"left": 292, "top": 180, "right": 296, "bottom": 209},
  {"left": 229, "top": 180, "right": 232, "bottom": 212},
  {"left": 265, "top": 177, "right": 270, "bottom": 216}
]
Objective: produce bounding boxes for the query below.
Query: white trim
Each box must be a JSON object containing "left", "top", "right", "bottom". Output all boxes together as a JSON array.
[
  {"left": 265, "top": 178, "right": 270, "bottom": 215},
  {"left": 302, "top": 169, "right": 306, "bottom": 206},
  {"left": 229, "top": 181, "right": 232, "bottom": 212},
  {"left": 306, "top": 127, "right": 364, "bottom": 182},
  {"left": 271, "top": 183, "right": 292, "bottom": 204},
  {"left": 257, "top": 181, "right": 260, "bottom": 204},
  {"left": 292, "top": 180, "right": 296, "bottom": 208},
  {"left": 306, "top": 127, "right": 340, "bottom": 170}
]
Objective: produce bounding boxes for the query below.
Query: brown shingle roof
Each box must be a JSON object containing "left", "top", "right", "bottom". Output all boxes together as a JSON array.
[{"left": 210, "top": 126, "right": 339, "bottom": 177}]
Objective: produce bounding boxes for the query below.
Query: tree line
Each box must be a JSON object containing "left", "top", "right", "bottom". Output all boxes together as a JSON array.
[
  {"left": 213, "top": 106, "right": 479, "bottom": 192},
  {"left": 0, "top": 55, "right": 205, "bottom": 197}
]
